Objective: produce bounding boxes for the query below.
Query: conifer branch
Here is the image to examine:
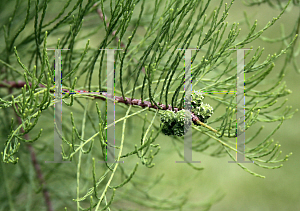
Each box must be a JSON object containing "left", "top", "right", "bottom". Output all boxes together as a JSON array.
[
  {"left": 0, "top": 80, "right": 218, "bottom": 133},
  {"left": 0, "top": 0, "right": 298, "bottom": 209}
]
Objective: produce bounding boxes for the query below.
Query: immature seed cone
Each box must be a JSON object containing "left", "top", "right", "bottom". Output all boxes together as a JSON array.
[
  {"left": 160, "top": 110, "right": 192, "bottom": 137},
  {"left": 191, "top": 92, "right": 204, "bottom": 106},
  {"left": 191, "top": 103, "right": 214, "bottom": 123},
  {"left": 160, "top": 92, "right": 213, "bottom": 136},
  {"left": 160, "top": 110, "right": 177, "bottom": 136}
]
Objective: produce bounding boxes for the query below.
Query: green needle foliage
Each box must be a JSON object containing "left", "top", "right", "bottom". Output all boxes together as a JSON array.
[{"left": 0, "top": 0, "right": 298, "bottom": 210}]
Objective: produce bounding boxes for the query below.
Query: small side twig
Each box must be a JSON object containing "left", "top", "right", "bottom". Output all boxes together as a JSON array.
[
  {"left": 13, "top": 101, "right": 53, "bottom": 211},
  {"left": 93, "top": 3, "right": 146, "bottom": 73},
  {"left": 93, "top": 3, "right": 125, "bottom": 49}
]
